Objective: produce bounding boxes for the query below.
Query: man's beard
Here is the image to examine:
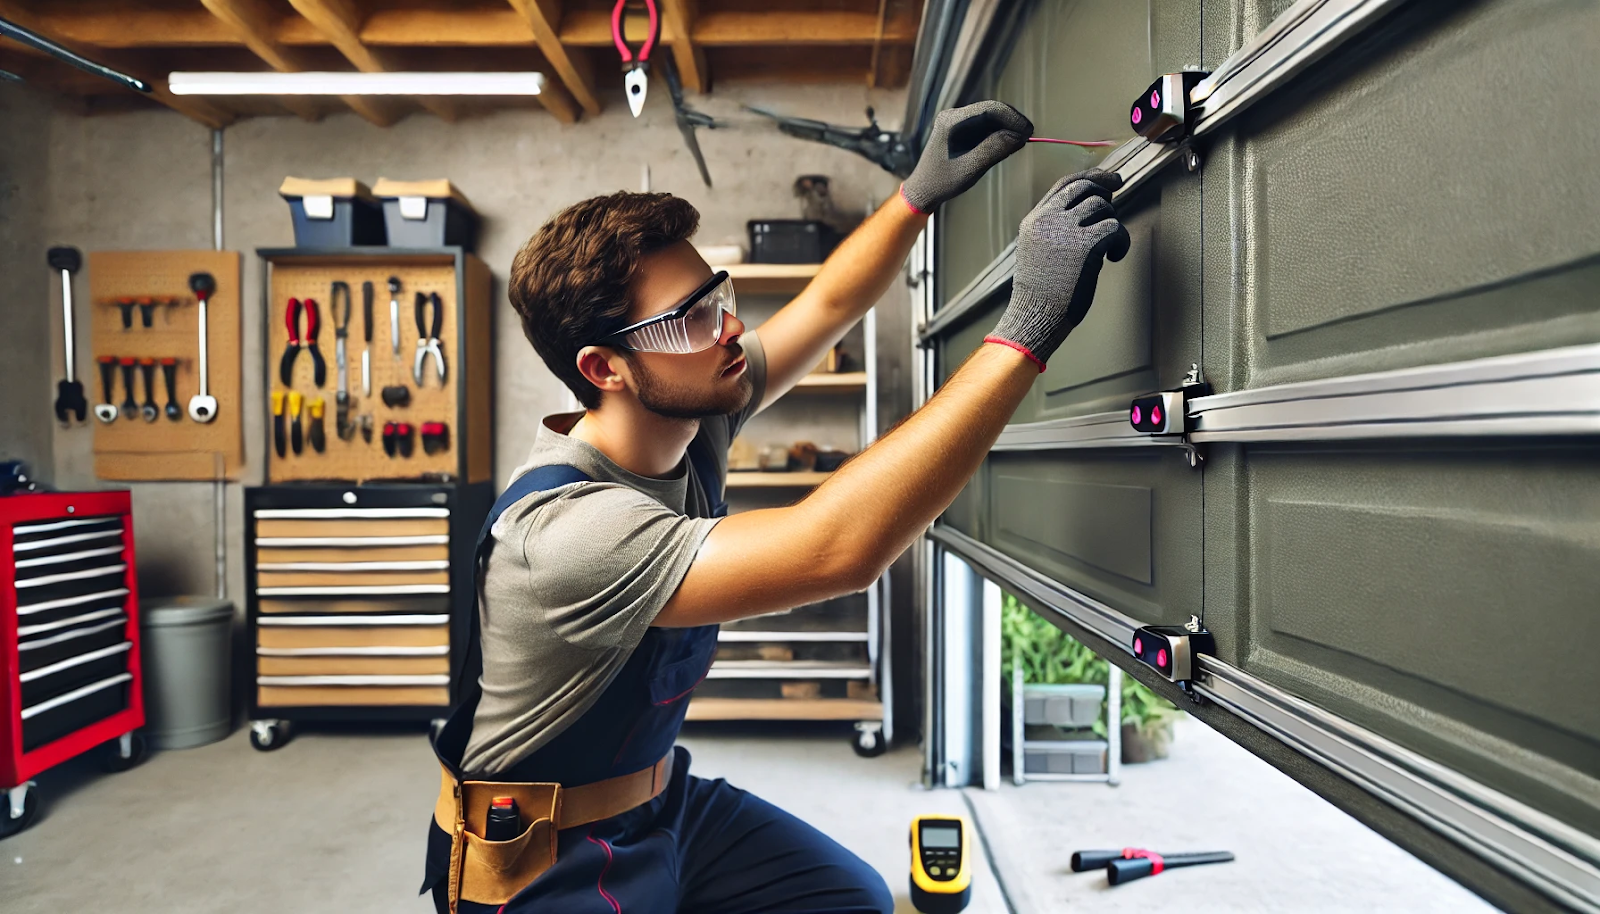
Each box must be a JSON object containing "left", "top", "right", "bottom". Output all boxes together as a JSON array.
[{"left": 631, "top": 350, "right": 753, "bottom": 420}]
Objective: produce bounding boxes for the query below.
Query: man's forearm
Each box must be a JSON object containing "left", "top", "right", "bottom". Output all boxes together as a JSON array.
[
  {"left": 808, "top": 195, "right": 927, "bottom": 325},
  {"left": 797, "top": 342, "right": 1035, "bottom": 582}
]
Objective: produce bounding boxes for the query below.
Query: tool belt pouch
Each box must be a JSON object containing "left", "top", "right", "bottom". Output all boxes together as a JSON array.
[{"left": 445, "top": 776, "right": 562, "bottom": 911}]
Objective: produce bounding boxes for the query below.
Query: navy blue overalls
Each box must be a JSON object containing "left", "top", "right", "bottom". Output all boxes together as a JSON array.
[{"left": 424, "top": 441, "right": 892, "bottom": 914}]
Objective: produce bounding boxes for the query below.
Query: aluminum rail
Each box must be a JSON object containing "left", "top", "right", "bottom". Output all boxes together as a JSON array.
[
  {"left": 930, "top": 522, "right": 1600, "bottom": 912},
  {"left": 992, "top": 409, "right": 1187, "bottom": 452},
  {"left": 1196, "top": 659, "right": 1600, "bottom": 913},
  {"left": 920, "top": 0, "right": 1417, "bottom": 344},
  {"left": 1188, "top": 343, "right": 1600, "bottom": 442}
]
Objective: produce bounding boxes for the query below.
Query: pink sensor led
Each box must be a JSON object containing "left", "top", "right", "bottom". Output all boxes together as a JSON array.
[
  {"left": 1131, "top": 406, "right": 1142, "bottom": 425},
  {"left": 1133, "top": 637, "right": 1144, "bottom": 655},
  {"left": 1151, "top": 90, "right": 1161, "bottom": 107},
  {"left": 1151, "top": 405, "right": 1163, "bottom": 426},
  {"left": 1156, "top": 648, "right": 1168, "bottom": 668},
  {"left": 1131, "top": 107, "right": 1143, "bottom": 125}
]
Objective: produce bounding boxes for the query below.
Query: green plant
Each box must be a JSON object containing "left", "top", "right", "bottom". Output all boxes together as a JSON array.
[{"left": 1001, "top": 592, "right": 1180, "bottom": 738}]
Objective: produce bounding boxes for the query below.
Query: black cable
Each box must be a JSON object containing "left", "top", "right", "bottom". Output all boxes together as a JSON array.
[{"left": 0, "top": 18, "right": 150, "bottom": 93}]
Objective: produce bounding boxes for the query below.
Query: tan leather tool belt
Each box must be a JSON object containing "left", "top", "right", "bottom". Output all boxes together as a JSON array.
[{"left": 434, "top": 753, "right": 674, "bottom": 911}]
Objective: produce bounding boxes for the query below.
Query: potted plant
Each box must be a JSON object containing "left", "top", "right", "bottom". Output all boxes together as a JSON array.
[{"left": 1001, "top": 593, "right": 1181, "bottom": 763}]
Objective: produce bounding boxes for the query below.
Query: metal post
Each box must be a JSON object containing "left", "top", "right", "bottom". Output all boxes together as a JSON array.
[
  {"left": 981, "top": 577, "right": 1001, "bottom": 790},
  {"left": 211, "top": 128, "right": 227, "bottom": 601},
  {"left": 1107, "top": 662, "right": 1123, "bottom": 787}
]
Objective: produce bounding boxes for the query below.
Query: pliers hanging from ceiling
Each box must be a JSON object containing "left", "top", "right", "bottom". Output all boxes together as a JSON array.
[{"left": 613, "top": 0, "right": 658, "bottom": 118}]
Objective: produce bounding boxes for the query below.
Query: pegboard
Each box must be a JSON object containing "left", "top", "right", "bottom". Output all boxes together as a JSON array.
[
  {"left": 88, "top": 250, "right": 244, "bottom": 481},
  {"left": 263, "top": 250, "right": 491, "bottom": 484}
]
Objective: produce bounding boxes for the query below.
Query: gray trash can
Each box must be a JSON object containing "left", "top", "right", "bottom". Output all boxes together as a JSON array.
[{"left": 139, "top": 597, "right": 234, "bottom": 750}]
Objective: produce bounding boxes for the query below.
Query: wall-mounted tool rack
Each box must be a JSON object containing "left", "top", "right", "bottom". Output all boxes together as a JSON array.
[
  {"left": 87, "top": 251, "right": 243, "bottom": 481},
  {"left": 259, "top": 247, "right": 492, "bottom": 485}
]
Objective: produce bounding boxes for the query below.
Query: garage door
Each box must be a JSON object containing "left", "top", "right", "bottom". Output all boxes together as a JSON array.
[{"left": 917, "top": 1, "right": 1600, "bottom": 911}]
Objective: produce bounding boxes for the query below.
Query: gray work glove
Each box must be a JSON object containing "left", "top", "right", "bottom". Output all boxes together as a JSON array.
[
  {"left": 987, "top": 170, "right": 1131, "bottom": 369},
  {"left": 900, "top": 101, "right": 1033, "bottom": 214}
]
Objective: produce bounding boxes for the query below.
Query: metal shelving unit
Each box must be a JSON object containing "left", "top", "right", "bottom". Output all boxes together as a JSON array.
[{"left": 687, "top": 264, "right": 893, "bottom": 757}]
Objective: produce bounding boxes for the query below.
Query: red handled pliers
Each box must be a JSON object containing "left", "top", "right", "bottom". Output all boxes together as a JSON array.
[
  {"left": 612, "top": 0, "right": 658, "bottom": 118},
  {"left": 280, "top": 297, "right": 327, "bottom": 388}
]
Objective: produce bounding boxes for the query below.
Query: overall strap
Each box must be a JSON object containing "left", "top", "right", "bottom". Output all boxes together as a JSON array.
[
  {"left": 452, "top": 466, "right": 593, "bottom": 711},
  {"left": 685, "top": 438, "right": 727, "bottom": 518}
]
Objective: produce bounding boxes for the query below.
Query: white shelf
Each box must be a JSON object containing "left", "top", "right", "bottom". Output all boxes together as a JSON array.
[
  {"left": 685, "top": 697, "right": 883, "bottom": 722},
  {"left": 791, "top": 372, "right": 867, "bottom": 392},
  {"left": 717, "top": 630, "right": 869, "bottom": 643},
  {"left": 726, "top": 471, "right": 832, "bottom": 488},
  {"left": 722, "top": 262, "right": 820, "bottom": 295},
  {"left": 705, "top": 660, "right": 874, "bottom": 680}
]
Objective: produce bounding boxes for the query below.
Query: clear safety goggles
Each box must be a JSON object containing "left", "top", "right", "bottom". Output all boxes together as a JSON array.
[{"left": 598, "top": 271, "right": 735, "bottom": 354}]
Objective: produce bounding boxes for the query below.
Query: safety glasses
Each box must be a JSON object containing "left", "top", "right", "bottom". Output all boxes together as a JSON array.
[{"left": 597, "top": 271, "right": 735, "bottom": 354}]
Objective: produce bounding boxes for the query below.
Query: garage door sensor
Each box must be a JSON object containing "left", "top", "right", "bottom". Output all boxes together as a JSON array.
[{"left": 1130, "top": 71, "right": 1210, "bottom": 142}]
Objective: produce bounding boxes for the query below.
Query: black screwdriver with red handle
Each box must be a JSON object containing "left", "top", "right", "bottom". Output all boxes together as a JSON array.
[{"left": 1071, "top": 848, "right": 1234, "bottom": 885}]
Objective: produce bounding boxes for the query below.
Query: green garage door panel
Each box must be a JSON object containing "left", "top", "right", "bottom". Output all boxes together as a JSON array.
[
  {"left": 936, "top": 0, "right": 1198, "bottom": 304},
  {"left": 1238, "top": 445, "right": 1600, "bottom": 837},
  {"left": 1216, "top": 0, "right": 1600, "bottom": 390},
  {"left": 984, "top": 451, "right": 1200, "bottom": 628}
]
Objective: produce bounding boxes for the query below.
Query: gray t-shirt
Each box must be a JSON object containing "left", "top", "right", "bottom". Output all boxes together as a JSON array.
[{"left": 461, "top": 332, "right": 768, "bottom": 775}]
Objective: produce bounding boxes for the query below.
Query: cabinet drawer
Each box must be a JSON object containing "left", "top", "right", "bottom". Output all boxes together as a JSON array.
[
  {"left": 256, "top": 544, "right": 450, "bottom": 565},
  {"left": 256, "top": 615, "right": 450, "bottom": 649},
  {"left": 258, "top": 596, "right": 449, "bottom": 615},
  {"left": 257, "top": 653, "right": 450, "bottom": 676},
  {"left": 255, "top": 518, "right": 450, "bottom": 539},
  {"left": 256, "top": 568, "right": 449, "bottom": 588},
  {"left": 256, "top": 684, "right": 450, "bottom": 707}
]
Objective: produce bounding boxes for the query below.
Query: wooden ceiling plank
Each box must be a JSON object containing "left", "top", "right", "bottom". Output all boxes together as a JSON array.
[
  {"left": 659, "top": 0, "right": 706, "bottom": 94},
  {"left": 284, "top": 0, "right": 455, "bottom": 121},
  {"left": 506, "top": 0, "right": 601, "bottom": 117},
  {"left": 561, "top": 9, "right": 920, "bottom": 47},
  {"left": 31, "top": 8, "right": 919, "bottom": 51},
  {"left": 198, "top": 0, "right": 324, "bottom": 122},
  {"left": 533, "top": 70, "right": 579, "bottom": 124},
  {"left": 0, "top": 1, "right": 234, "bottom": 127}
]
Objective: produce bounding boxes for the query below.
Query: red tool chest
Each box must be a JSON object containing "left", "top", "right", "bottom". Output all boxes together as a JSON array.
[{"left": 1, "top": 490, "right": 147, "bottom": 838}]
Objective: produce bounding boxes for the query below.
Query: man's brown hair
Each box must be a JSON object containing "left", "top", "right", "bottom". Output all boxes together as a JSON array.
[{"left": 509, "top": 191, "right": 700, "bottom": 408}]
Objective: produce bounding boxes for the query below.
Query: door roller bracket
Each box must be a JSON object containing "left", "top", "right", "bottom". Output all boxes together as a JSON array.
[{"left": 1129, "top": 364, "right": 1210, "bottom": 467}]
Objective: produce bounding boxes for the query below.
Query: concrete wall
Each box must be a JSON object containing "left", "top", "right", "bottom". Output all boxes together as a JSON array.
[
  {"left": 0, "top": 85, "right": 58, "bottom": 484},
  {"left": 22, "top": 81, "right": 917, "bottom": 723}
]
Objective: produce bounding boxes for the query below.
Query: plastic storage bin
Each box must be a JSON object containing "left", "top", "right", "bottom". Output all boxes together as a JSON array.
[
  {"left": 140, "top": 597, "right": 233, "bottom": 750},
  {"left": 373, "top": 178, "right": 480, "bottom": 251},
  {"left": 279, "top": 177, "right": 386, "bottom": 247},
  {"left": 748, "top": 220, "right": 838, "bottom": 264}
]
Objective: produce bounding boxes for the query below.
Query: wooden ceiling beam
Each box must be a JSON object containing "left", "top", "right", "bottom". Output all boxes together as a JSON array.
[
  {"left": 197, "top": 0, "right": 324, "bottom": 122},
  {"left": 32, "top": 8, "right": 919, "bottom": 50},
  {"left": 284, "top": 0, "right": 454, "bottom": 122},
  {"left": 506, "top": 0, "right": 600, "bottom": 118},
  {"left": 0, "top": 1, "right": 234, "bottom": 127},
  {"left": 659, "top": 0, "right": 707, "bottom": 94}
]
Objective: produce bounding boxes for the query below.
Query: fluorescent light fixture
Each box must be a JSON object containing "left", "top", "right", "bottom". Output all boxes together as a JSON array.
[{"left": 168, "top": 71, "right": 544, "bottom": 96}]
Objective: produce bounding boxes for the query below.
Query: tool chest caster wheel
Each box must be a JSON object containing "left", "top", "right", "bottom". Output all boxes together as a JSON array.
[
  {"left": 852, "top": 723, "right": 887, "bottom": 758},
  {"left": 250, "top": 720, "right": 293, "bottom": 752},
  {"left": 1, "top": 782, "right": 40, "bottom": 840},
  {"left": 101, "top": 731, "right": 147, "bottom": 773}
]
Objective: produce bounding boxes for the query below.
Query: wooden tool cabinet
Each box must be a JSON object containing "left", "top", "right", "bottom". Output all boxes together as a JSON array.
[
  {"left": 243, "top": 483, "right": 491, "bottom": 750},
  {"left": 248, "top": 247, "right": 494, "bottom": 750},
  {"left": 2, "top": 491, "right": 148, "bottom": 838}
]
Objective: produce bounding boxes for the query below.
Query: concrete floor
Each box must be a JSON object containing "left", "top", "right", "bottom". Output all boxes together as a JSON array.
[{"left": 1, "top": 719, "right": 1490, "bottom": 913}]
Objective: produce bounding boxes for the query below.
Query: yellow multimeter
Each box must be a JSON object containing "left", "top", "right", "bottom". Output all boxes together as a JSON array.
[{"left": 910, "top": 814, "right": 972, "bottom": 913}]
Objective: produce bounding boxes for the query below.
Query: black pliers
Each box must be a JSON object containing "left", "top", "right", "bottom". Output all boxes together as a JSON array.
[
  {"left": 280, "top": 297, "right": 327, "bottom": 387},
  {"left": 413, "top": 291, "right": 446, "bottom": 386}
]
